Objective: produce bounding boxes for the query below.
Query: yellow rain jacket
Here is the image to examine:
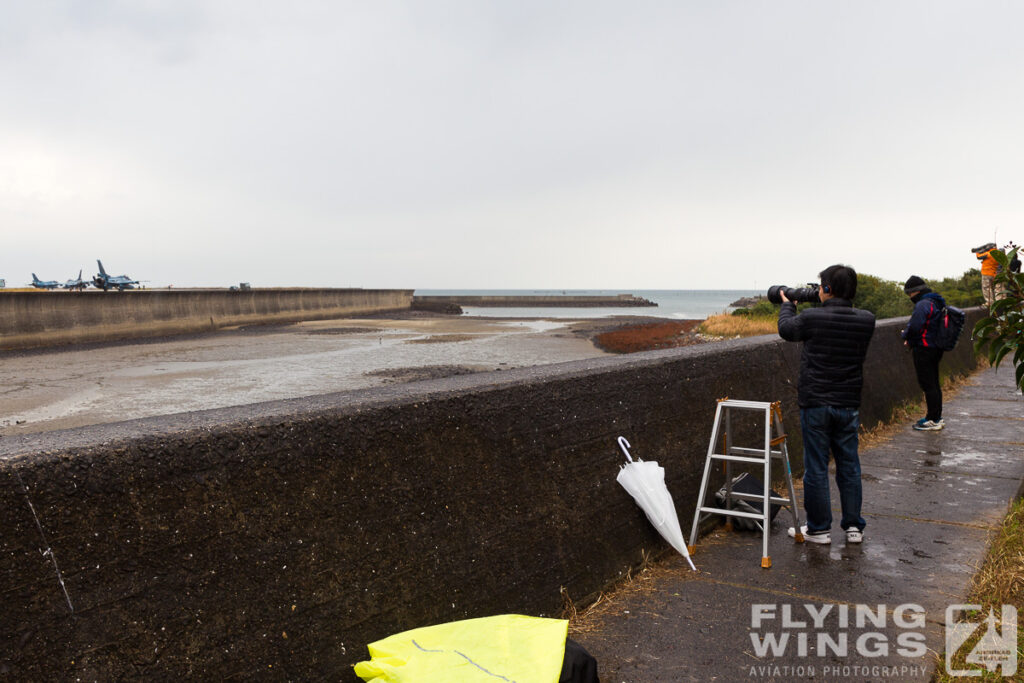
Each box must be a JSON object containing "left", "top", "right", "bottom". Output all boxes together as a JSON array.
[{"left": 354, "top": 614, "right": 568, "bottom": 683}]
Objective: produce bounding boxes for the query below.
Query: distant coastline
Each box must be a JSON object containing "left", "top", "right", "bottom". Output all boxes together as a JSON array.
[
  {"left": 416, "top": 289, "right": 760, "bottom": 320},
  {"left": 413, "top": 293, "right": 657, "bottom": 310}
]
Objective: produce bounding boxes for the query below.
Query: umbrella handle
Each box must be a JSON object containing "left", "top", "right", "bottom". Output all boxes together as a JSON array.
[{"left": 617, "top": 436, "right": 633, "bottom": 462}]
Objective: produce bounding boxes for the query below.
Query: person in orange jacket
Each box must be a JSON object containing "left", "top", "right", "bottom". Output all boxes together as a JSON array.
[{"left": 973, "top": 242, "right": 998, "bottom": 307}]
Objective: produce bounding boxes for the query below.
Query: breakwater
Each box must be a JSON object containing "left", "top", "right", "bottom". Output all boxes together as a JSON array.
[
  {"left": 413, "top": 293, "right": 656, "bottom": 307},
  {"left": 0, "top": 288, "right": 413, "bottom": 350},
  {"left": 0, "top": 309, "right": 984, "bottom": 679}
]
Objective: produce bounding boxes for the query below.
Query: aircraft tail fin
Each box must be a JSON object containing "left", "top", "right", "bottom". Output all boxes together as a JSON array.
[
  {"left": 97, "top": 260, "right": 107, "bottom": 276},
  {"left": 32, "top": 273, "right": 39, "bottom": 282}
]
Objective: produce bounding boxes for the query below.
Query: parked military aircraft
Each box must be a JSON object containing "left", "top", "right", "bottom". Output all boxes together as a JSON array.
[
  {"left": 63, "top": 270, "right": 90, "bottom": 291},
  {"left": 93, "top": 260, "right": 139, "bottom": 291},
  {"left": 31, "top": 273, "right": 60, "bottom": 289}
]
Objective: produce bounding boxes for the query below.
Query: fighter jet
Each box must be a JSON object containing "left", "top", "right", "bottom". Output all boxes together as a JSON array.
[
  {"left": 62, "top": 270, "right": 90, "bottom": 291},
  {"left": 31, "top": 273, "right": 60, "bottom": 289},
  {"left": 93, "top": 260, "right": 139, "bottom": 291}
]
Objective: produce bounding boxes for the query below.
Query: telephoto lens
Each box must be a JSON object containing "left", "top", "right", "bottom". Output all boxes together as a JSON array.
[{"left": 766, "top": 285, "right": 820, "bottom": 304}]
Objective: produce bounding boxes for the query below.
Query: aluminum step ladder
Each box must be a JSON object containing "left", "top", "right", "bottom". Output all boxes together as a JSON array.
[{"left": 687, "top": 399, "right": 803, "bottom": 568}]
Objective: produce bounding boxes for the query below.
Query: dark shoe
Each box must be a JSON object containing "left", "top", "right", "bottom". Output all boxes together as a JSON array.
[{"left": 789, "top": 524, "right": 831, "bottom": 544}]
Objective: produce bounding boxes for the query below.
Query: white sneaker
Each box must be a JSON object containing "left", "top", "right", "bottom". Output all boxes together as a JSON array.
[
  {"left": 913, "top": 419, "right": 943, "bottom": 431},
  {"left": 789, "top": 524, "right": 831, "bottom": 544},
  {"left": 846, "top": 527, "right": 863, "bottom": 544}
]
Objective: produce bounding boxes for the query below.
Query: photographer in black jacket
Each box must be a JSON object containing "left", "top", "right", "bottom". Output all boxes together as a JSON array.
[{"left": 778, "top": 265, "right": 876, "bottom": 545}]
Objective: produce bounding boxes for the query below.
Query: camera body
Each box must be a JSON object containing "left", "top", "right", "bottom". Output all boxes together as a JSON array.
[
  {"left": 767, "top": 284, "right": 821, "bottom": 305},
  {"left": 972, "top": 242, "right": 997, "bottom": 254}
]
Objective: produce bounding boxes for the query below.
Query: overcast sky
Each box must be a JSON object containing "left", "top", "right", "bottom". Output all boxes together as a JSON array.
[{"left": 2, "top": 1, "right": 1021, "bottom": 289}]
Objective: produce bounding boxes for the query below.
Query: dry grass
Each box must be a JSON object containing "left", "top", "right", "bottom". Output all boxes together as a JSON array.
[
  {"left": 935, "top": 496, "right": 1024, "bottom": 681},
  {"left": 698, "top": 313, "right": 777, "bottom": 338},
  {"left": 564, "top": 549, "right": 701, "bottom": 636},
  {"left": 968, "top": 500, "right": 1024, "bottom": 609}
]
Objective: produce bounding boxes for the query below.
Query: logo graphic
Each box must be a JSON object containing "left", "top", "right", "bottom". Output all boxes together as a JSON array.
[{"left": 945, "top": 605, "right": 1017, "bottom": 677}]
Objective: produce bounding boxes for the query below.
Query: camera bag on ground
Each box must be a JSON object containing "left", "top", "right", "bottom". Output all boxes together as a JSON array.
[
  {"left": 714, "top": 472, "right": 782, "bottom": 531},
  {"left": 935, "top": 305, "right": 966, "bottom": 352}
]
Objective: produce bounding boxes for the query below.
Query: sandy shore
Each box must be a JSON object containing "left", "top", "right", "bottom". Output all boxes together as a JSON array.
[{"left": 0, "top": 313, "right": 685, "bottom": 436}]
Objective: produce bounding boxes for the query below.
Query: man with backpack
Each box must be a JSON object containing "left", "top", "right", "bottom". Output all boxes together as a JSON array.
[{"left": 902, "top": 276, "right": 952, "bottom": 431}]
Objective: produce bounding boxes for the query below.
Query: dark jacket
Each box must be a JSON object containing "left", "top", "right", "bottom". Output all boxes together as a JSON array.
[
  {"left": 902, "top": 292, "right": 946, "bottom": 349},
  {"left": 778, "top": 298, "right": 876, "bottom": 408}
]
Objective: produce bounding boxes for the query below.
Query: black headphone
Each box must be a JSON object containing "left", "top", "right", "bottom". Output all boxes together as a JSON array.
[{"left": 822, "top": 284, "right": 831, "bottom": 294}]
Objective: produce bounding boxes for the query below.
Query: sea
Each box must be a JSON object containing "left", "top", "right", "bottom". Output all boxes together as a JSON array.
[{"left": 414, "top": 289, "right": 762, "bottom": 320}]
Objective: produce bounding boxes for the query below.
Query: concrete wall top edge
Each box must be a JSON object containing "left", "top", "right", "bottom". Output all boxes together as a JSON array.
[{"left": 0, "top": 308, "right": 983, "bottom": 462}]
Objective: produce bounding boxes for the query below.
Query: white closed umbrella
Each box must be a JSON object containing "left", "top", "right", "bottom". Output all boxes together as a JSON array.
[{"left": 615, "top": 436, "right": 696, "bottom": 571}]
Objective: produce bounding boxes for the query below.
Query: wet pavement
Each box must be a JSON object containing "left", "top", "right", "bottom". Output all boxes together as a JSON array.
[{"left": 574, "top": 367, "right": 1024, "bottom": 682}]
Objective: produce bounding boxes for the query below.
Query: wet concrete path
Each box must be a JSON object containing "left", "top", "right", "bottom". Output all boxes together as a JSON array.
[{"left": 574, "top": 366, "right": 1024, "bottom": 682}]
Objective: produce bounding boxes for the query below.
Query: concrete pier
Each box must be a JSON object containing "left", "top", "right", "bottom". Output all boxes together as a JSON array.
[
  {"left": 0, "top": 288, "right": 413, "bottom": 350},
  {"left": 413, "top": 293, "right": 656, "bottom": 307}
]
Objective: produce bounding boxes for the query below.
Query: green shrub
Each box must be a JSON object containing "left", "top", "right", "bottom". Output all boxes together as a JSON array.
[
  {"left": 731, "top": 268, "right": 984, "bottom": 322},
  {"left": 854, "top": 274, "right": 913, "bottom": 319},
  {"left": 732, "top": 299, "right": 777, "bottom": 317},
  {"left": 934, "top": 268, "right": 984, "bottom": 308}
]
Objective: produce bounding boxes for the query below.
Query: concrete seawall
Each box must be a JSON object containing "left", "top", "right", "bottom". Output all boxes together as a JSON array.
[
  {"left": 0, "top": 288, "right": 413, "bottom": 350},
  {"left": 0, "top": 310, "right": 984, "bottom": 679},
  {"left": 413, "top": 294, "right": 656, "bottom": 307}
]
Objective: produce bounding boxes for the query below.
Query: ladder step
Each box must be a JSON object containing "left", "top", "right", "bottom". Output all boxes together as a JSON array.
[
  {"left": 724, "top": 492, "right": 793, "bottom": 506},
  {"left": 729, "top": 447, "right": 785, "bottom": 457},
  {"left": 717, "top": 399, "right": 774, "bottom": 409},
  {"left": 710, "top": 454, "right": 769, "bottom": 464},
  {"left": 770, "top": 435, "right": 787, "bottom": 446},
  {"left": 698, "top": 506, "right": 765, "bottom": 520}
]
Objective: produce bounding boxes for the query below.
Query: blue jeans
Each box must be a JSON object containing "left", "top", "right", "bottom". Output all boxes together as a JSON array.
[{"left": 800, "top": 406, "right": 866, "bottom": 532}]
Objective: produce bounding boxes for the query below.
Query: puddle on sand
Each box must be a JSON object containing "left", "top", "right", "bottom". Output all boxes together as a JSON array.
[{"left": 504, "top": 320, "right": 571, "bottom": 333}]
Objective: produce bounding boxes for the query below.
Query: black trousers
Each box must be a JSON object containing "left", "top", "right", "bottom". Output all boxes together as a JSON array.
[{"left": 912, "top": 346, "right": 944, "bottom": 421}]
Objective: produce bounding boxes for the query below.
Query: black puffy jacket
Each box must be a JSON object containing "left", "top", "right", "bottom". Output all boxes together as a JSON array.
[{"left": 778, "top": 298, "right": 876, "bottom": 408}]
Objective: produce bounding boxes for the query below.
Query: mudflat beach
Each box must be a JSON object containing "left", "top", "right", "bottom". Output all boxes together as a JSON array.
[{"left": 0, "top": 312, "right": 695, "bottom": 436}]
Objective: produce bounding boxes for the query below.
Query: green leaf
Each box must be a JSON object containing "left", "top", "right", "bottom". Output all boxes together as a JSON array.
[
  {"left": 992, "top": 343, "right": 1012, "bottom": 369},
  {"left": 987, "top": 337, "right": 1005, "bottom": 363},
  {"left": 992, "top": 297, "right": 1016, "bottom": 315},
  {"left": 973, "top": 318, "right": 996, "bottom": 340}
]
